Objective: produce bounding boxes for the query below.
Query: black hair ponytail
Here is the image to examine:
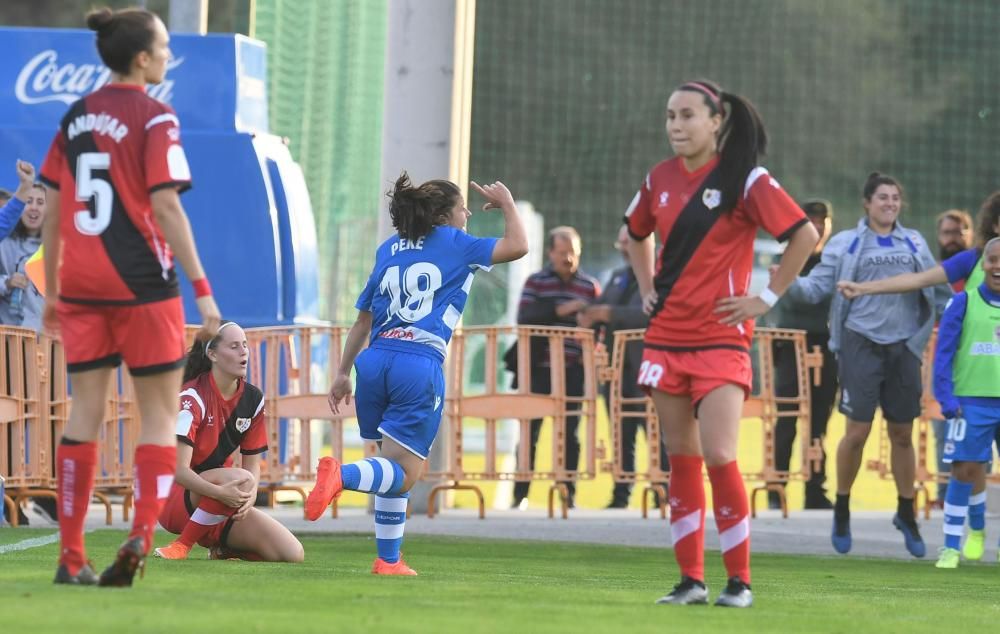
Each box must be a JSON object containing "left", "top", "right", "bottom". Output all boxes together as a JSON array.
[
  {"left": 388, "top": 171, "right": 462, "bottom": 242},
  {"left": 716, "top": 92, "right": 767, "bottom": 213}
]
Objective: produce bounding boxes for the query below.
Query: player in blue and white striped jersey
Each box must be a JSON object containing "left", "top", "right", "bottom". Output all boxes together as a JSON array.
[{"left": 305, "top": 173, "right": 528, "bottom": 574}]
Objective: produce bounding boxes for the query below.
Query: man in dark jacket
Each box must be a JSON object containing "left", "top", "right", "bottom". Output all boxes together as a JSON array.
[
  {"left": 578, "top": 225, "right": 669, "bottom": 508},
  {"left": 512, "top": 226, "right": 600, "bottom": 508},
  {"left": 769, "top": 200, "right": 837, "bottom": 509}
]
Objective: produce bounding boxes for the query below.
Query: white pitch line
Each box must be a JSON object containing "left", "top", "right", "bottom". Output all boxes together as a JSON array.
[{"left": 0, "top": 531, "right": 60, "bottom": 555}]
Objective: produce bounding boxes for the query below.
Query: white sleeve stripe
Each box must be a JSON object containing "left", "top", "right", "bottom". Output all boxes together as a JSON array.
[
  {"left": 145, "top": 113, "right": 180, "bottom": 130},
  {"left": 175, "top": 410, "right": 194, "bottom": 436},
  {"left": 253, "top": 396, "right": 265, "bottom": 418},
  {"left": 624, "top": 190, "right": 641, "bottom": 218},
  {"left": 179, "top": 388, "right": 206, "bottom": 420},
  {"left": 645, "top": 172, "right": 651, "bottom": 190},
  {"left": 743, "top": 166, "right": 769, "bottom": 199}
]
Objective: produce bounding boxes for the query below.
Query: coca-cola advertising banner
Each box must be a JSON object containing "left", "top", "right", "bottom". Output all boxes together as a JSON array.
[{"left": 0, "top": 28, "right": 268, "bottom": 133}]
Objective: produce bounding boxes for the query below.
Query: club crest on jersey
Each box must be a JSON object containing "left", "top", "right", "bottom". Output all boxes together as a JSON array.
[
  {"left": 658, "top": 191, "right": 669, "bottom": 207},
  {"left": 235, "top": 417, "right": 252, "bottom": 433},
  {"left": 702, "top": 188, "right": 721, "bottom": 210}
]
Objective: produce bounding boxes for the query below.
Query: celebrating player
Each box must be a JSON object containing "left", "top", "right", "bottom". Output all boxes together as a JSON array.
[
  {"left": 625, "top": 79, "right": 818, "bottom": 607},
  {"left": 837, "top": 195, "right": 1000, "bottom": 559},
  {"left": 39, "top": 7, "right": 221, "bottom": 586},
  {"left": 154, "top": 322, "right": 303, "bottom": 563},
  {"left": 932, "top": 237, "right": 1000, "bottom": 568},
  {"left": 787, "top": 173, "right": 949, "bottom": 558},
  {"left": 306, "top": 174, "right": 528, "bottom": 575}
]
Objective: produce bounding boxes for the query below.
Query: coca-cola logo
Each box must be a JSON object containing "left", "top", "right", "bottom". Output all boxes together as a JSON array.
[{"left": 15, "top": 50, "right": 184, "bottom": 106}]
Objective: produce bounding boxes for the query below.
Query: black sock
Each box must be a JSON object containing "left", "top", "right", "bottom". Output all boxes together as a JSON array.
[
  {"left": 834, "top": 493, "right": 850, "bottom": 521},
  {"left": 897, "top": 496, "right": 915, "bottom": 522}
]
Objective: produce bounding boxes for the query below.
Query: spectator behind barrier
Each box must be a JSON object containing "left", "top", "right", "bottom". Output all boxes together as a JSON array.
[
  {"left": 0, "top": 182, "right": 46, "bottom": 330},
  {"left": 767, "top": 199, "right": 838, "bottom": 510},
  {"left": 576, "top": 224, "right": 668, "bottom": 508},
  {"left": 510, "top": 226, "right": 600, "bottom": 510}
]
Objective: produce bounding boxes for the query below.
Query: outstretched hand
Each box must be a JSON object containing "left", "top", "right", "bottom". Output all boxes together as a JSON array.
[{"left": 470, "top": 180, "right": 515, "bottom": 211}]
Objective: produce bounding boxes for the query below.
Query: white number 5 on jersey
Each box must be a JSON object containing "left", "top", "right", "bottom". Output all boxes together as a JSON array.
[{"left": 74, "top": 152, "right": 113, "bottom": 235}]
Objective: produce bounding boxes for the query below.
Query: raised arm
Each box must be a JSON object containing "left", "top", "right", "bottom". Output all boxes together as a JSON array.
[{"left": 470, "top": 181, "right": 528, "bottom": 264}]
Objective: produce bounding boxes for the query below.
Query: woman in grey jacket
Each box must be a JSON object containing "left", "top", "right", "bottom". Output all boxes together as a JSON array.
[
  {"left": 784, "top": 172, "right": 951, "bottom": 559},
  {"left": 0, "top": 183, "right": 44, "bottom": 330}
]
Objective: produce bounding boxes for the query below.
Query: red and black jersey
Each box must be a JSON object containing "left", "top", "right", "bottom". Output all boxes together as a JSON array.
[
  {"left": 624, "top": 156, "right": 807, "bottom": 352},
  {"left": 39, "top": 83, "right": 193, "bottom": 305},
  {"left": 176, "top": 372, "right": 267, "bottom": 473}
]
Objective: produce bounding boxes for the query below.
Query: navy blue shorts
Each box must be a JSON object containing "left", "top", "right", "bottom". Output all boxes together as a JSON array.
[{"left": 354, "top": 347, "right": 445, "bottom": 459}]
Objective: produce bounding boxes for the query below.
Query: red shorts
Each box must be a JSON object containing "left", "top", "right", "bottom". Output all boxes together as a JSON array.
[
  {"left": 158, "top": 483, "right": 230, "bottom": 548},
  {"left": 57, "top": 296, "right": 186, "bottom": 375},
  {"left": 637, "top": 347, "right": 752, "bottom": 405}
]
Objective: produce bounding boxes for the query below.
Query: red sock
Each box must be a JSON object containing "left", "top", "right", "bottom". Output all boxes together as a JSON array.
[
  {"left": 131, "top": 444, "right": 176, "bottom": 554},
  {"left": 56, "top": 440, "right": 98, "bottom": 575},
  {"left": 708, "top": 461, "right": 751, "bottom": 584},
  {"left": 178, "top": 496, "right": 236, "bottom": 548},
  {"left": 667, "top": 454, "right": 705, "bottom": 582}
]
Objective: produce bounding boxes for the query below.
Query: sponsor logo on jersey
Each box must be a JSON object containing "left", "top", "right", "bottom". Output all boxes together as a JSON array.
[
  {"left": 702, "top": 188, "right": 721, "bottom": 210},
  {"left": 380, "top": 327, "right": 415, "bottom": 341},
  {"left": 970, "top": 342, "right": 1000, "bottom": 355},
  {"left": 15, "top": 50, "right": 184, "bottom": 106},
  {"left": 658, "top": 191, "right": 669, "bottom": 207}
]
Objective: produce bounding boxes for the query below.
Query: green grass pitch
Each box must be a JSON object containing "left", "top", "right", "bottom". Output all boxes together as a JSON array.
[{"left": 1, "top": 528, "right": 996, "bottom": 633}]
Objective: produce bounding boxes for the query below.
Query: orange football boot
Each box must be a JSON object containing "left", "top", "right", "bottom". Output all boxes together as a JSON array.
[
  {"left": 305, "top": 456, "right": 344, "bottom": 521},
  {"left": 372, "top": 556, "right": 418, "bottom": 576},
  {"left": 153, "top": 541, "right": 192, "bottom": 560}
]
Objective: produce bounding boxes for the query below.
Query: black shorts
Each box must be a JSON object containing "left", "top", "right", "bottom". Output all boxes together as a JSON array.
[{"left": 837, "top": 328, "right": 922, "bottom": 424}]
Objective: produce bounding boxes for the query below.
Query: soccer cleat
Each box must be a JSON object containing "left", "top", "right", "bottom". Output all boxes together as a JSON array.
[
  {"left": 714, "top": 576, "right": 753, "bottom": 608},
  {"left": 305, "top": 456, "right": 344, "bottom": 521},
  {"left": 831, "top": 515, "right": 852, "bottom": 554},
  {"left": 372, "top": 556, "right": 418, "bottom": 576},
  {"left": 53, "top": 561, "right": 98, "bottom": 585},
  {"left": 655, "top": 576, "right": 708, "bottom": 605},
  {"left": 208, "top": 545, "right": 241, "bottom": 560},
  {"left": 892, "top": 514, "right": 926, "bottom": 558},
  {"left": 935, "top": 547, "right": 960, "bottom": 569},
  {"left": 98, "top": 536, "right": 146, "bottom": 587},
  {"left": 153, "top": 541, "right": 191, "bottom": 560},
  {"left": 963, "top": 529, "right": 985, "bottom": 561}
]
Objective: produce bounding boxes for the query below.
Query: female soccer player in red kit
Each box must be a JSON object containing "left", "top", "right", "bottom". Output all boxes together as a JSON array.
[
  {"left": 155, "top": 322, "right": 303, "bottom": 563},
  {"left": 625, "top": 80, "right": 818, "bottom": 607},
  {"left": 39, "top": 7, "right": 220, "bottom": 586}
]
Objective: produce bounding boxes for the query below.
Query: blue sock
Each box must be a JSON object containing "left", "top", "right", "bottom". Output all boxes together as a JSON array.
[
  {"left": 375, "top": 492, "right": 408, "bottom": 563},
  {"left": 968, "top": 490, "right": 987, "bottom": 531},
  {"left": 943, "top": 478, "right": 973, "bottom": 550},
  {"left": 340, "top": 457, "right": 405, "bottom": 495}
]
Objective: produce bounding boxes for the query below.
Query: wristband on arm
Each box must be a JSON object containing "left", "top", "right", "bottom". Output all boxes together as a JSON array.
[
  {"left": 192, "top": 277, "right": 212, "bottom": 298},
  {"left": 758, "top": 287, "right": 780, "bottom": 308}
]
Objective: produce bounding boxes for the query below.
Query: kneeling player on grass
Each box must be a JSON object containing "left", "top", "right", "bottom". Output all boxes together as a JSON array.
[
  {"left": 155, "top": 322, "right": 303, "bottom": 563},
  {"left": 306, "top": 174, "right": 528, "bottom": 575},
  {"left": 934, "top": 238, "right": 1000, "bottom": 569}
]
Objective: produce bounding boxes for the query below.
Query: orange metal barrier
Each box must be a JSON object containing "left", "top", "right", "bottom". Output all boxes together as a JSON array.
[{"left": 606, "top": 327, "right": 823, "bottom": 519}]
